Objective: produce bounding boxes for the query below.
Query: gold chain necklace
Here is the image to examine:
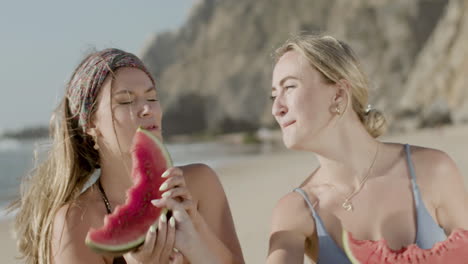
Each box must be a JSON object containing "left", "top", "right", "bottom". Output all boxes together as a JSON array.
[{"left": 313, "top": 143, "right": 380, "bottom": 212}]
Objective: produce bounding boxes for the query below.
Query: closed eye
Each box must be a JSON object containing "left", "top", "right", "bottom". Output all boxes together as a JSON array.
[{"left": 270, "top": 95, "right": 276, "bottom": 101}]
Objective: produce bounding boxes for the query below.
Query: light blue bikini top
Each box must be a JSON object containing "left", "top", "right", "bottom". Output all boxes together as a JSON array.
[{"left": 293, "top": 144, "right": 447, "bottom": 264}]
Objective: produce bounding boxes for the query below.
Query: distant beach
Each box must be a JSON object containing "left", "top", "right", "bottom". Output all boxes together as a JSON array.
[{"left": 1, "top": 125, "right": 467, "bottom": 263}]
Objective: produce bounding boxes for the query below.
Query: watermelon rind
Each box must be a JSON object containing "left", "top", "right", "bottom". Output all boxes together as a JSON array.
[
  {"left": 342, "top": 230, "right": 361, "bottom": 264},
  {"left": 86, "top": 235, "right": 145, "bottom": 255}
]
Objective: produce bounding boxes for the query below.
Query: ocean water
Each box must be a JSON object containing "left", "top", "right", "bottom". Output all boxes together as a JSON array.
[{"left": 0, "top": 137, "right": 265, "bottom": 219}]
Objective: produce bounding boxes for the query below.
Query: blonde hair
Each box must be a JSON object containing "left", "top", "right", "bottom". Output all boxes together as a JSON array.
[
  {"left": 10, "top": 62, "right": 100, "bottom": 264},
  {"left": 274, "top": 34, "right": 387, "bottom": 138},
  {"left": 11, "top": 103, "right": 99, "bottom": 264}
]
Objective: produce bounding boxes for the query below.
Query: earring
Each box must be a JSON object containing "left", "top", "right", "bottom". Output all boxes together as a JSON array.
[
  {"left": 92, "top": 134, "right": 99, "bottom": 150},
  {"left": 335, "top": 106, "right": 341, "bottom": 115}
]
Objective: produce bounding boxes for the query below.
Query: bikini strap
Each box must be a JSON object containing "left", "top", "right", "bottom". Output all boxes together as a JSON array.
[
  {"left": 404, "top": 144, "right": 422, "bottom": 207},
  {"left": 293, "top": 188, "right": 327, "bottom": 236}
]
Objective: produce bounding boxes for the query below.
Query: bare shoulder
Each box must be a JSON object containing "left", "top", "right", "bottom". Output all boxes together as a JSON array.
[
  {"left": 408, "top": 145, "right": 468, "bottom": 229},
  {"left": 179, "top": 163, "right": 221, "bottom": 196},
  {"left": 408, "top": 145, "right": 462, "bottom": 184},
  {"left": 267, "top": 191, "right": 316, "bottom": 263},
  {"left": 409, "top": 145, "right": 452, "bottom": 163},
  {"left": 178, "top": 163, "right": 229, "bottom": 215},
  {"left": 271, "top": 191, "right": 316, "bottom": 238},
  {"left": 180, "top": 163, "right": 218, "bottom": 181},
  {"left": 52, "top": 195, "right": 106, "bottom": 263}
]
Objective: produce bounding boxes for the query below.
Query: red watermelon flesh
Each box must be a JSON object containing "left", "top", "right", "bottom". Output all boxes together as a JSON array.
[
  {"left": 343, "top": 228, "right": 468, "bottom": 264},
  {"left": 85, "top": 128, "right": 173, "bottom": 254}
]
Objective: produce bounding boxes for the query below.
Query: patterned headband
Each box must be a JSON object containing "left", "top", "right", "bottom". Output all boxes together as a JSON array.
[{"left": 66, "top": 48, "right": 154, "bottom": 132}]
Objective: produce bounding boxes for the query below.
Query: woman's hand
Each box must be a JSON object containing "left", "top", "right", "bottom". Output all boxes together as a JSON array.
[
  {"left": 152, "top": 197, "right": 221, "bottom": 264},
  {"left": 123, "top": 167, "right": 192, "bottom": 264},
  {"left": 158, "top": 167, "right": 203, "bottom": 228},
  {"left": 123, "top": 210, "right": 182, "bottom": 264}
]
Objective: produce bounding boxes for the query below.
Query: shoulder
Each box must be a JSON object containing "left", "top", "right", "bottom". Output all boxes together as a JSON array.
[
  {"left": 267, "top": 191, "right": 316, "bottom": 263},
  {"left": 408, "top": 145, "right": 466, "bottom": 204},
  {"left": 408, "top": 145, "right": 461, "bottom": 184},
  {"left": 53, "top": 202, "right": 93, "bottom": 242},
  {"left": 408, "top": 145, "right": 452, "bottom": 166},
  {"left": 408, "top": 145, "right": 468, "bottom": 229},
  {"left": 179, "top": 163, "right": 225, "bottom": 203},
  {"left": 270, "top": 190, "right": 316, "bottom": 238},
  {"left": 180, "top": 163, "right": 217, "bottom": 180},
  {"left": 52, "top": 197, "right": 106, "bottom": 262},
  {"left": 179, "top": 163, "right": 221, "bottom": 190}
]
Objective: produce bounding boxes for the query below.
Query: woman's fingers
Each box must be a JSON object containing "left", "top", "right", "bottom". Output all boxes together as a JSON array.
[
  {"left": 160, "top": 198, "right": 192, "bottom": 223},
  {"left": 124, "top": 209, "right": 178, "bottom": 263},
  {"left": 153, "top": 197, "right": 194, "bottom": 215},
  {"left": 161, "top": 167, "right": 183, "bottom": 183},
  {"left": 161, "top": 167, "right": 183, "bottom": 178},
  {"left": 161, "top": 186, "right": 192, "bottom": 201},
  {"left": 151, "top": 210, "right": 167, "bottom": 259},
  {"left": 160, "top": 175, "right": 186, "bottom": 192},
  {"left": 170, "top": 250, "right": 184, "bottom": 264},
  {"left": 160, "top": 216, "right": 176, "bottom": 261},
  {"left": 123, "top": 219, "right": 158, "bottom": 261}
]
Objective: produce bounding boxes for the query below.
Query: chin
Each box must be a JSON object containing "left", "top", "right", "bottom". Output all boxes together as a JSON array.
[{"left": 282, "top": 136, "right": 300, "bottom": 150}]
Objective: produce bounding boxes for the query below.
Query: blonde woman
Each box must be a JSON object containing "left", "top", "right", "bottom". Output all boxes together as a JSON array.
[
  {"left": 12, "top": 49, "right": 244, "bottom": 264},
  {"left": 267, "top": 35, "right": 468, "bottom": 263}
]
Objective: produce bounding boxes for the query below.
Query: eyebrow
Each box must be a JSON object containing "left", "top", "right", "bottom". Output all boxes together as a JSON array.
[
  {"left": 113, "top": 86, "right": 156, "bottom": 95},
  {"left": 272, "top": 76, "right": 299, "bottom": 91}
]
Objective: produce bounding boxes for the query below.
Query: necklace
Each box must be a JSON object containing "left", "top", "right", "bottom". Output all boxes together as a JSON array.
[
  {"left": 97, "top": 180, "right": 113, "bottom": 213},
  {"left": 313, "top": 143, "right": 380, "bottom": 212},
  {"left": 341, "top": 142, "right": 380, "bottom": 211}
]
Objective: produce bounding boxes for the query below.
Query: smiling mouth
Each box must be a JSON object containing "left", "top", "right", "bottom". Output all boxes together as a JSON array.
[{"left": 282, "top": 121, "right": 296, "bottom": 128}]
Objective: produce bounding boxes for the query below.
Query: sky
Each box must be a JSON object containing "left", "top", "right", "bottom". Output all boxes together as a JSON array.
[{"left": 0, "top": 0, "right": 195, "bottom": 133}]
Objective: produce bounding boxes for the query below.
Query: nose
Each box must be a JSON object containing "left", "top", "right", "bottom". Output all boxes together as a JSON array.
[
  {"left": 272, "top": 96, "right": 288, "bottom": 117},
  {"left": 139, "top": 103, "right": 153, "bottom": 118}
]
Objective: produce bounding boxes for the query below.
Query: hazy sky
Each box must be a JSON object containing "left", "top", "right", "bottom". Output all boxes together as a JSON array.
[{"left": 0, "top": 0, "right": 195, "bottom": 132}]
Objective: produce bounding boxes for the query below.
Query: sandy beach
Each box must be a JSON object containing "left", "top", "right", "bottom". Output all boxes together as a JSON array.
[
  {"left": 1, "top": 218, "right": 20, "bottom": 264},
  {"left": 1, "top": 125, "right": 467, "bottom": 264}
]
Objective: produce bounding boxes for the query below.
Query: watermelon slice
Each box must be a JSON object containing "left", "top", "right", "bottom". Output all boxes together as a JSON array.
[
  {"left": 85, "top": 127, "right": 173, "bottom": 255},
  {"left": 342, "top": 228, "right": 468, "bottom": 264}
]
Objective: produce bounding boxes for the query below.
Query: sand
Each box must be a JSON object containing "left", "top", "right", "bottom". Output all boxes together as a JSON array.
[{"left": 1, "top": 125, "right": 467, "bottom": 264}]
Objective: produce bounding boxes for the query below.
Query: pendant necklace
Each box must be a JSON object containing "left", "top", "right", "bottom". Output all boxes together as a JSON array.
[{"left": 313, "top": 143, "right": 380, "bottom": 212}]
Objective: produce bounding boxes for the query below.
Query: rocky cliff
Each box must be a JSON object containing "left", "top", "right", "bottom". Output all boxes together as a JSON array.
[
  {"left": 140, "top": 0, "right": 466, "bottom": 136},
  {"left": 397, "top": 0, "right": 468, "bottom": 130}
]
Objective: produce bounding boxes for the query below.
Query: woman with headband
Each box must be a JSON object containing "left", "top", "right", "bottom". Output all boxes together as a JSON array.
[
  {"left": 267, "top": 34, "right": 468, "bottom": 263},
  {"left": 12, "top": 49, "right": 244, "bottom": 264}
]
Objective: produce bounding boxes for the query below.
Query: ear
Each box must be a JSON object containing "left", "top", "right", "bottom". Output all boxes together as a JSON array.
[{"left": 332, "top": 79, "right": 351, "bottom": 105}]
